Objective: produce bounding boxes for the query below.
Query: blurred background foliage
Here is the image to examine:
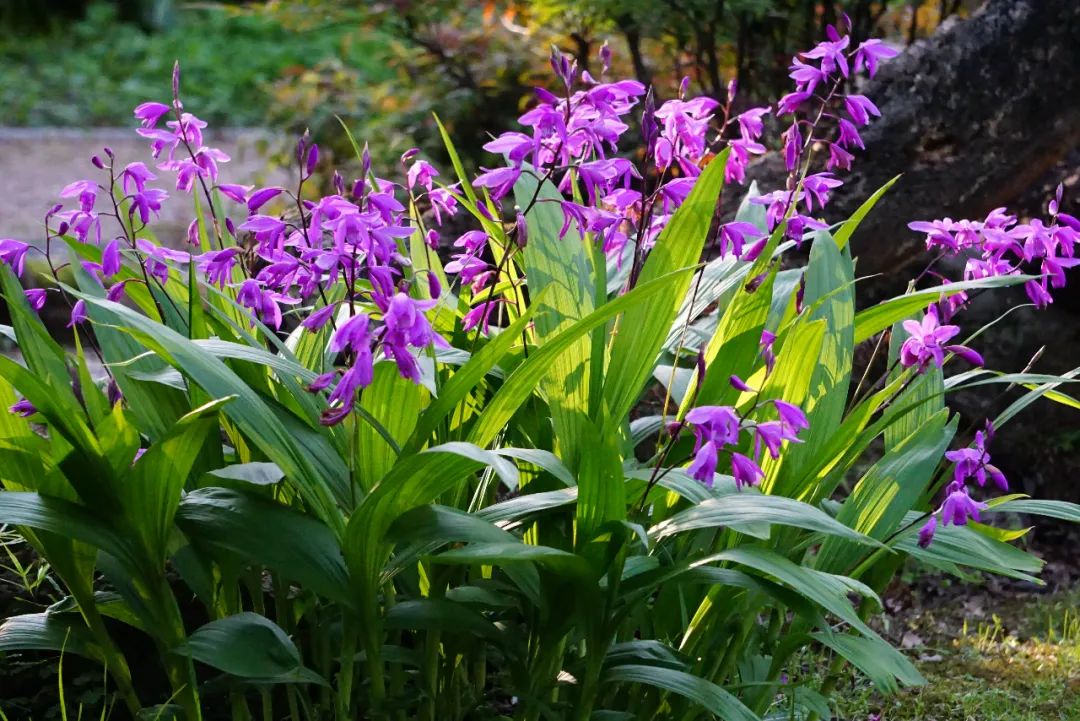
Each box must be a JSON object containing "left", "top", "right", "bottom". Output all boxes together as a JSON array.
[{"left": 0, "top": 0, "right": 977, "bottom": 172}]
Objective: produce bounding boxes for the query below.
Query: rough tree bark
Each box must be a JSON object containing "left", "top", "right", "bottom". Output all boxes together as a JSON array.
[{"left": 731, "top": 0, "right": 1080, "bottom": 280}]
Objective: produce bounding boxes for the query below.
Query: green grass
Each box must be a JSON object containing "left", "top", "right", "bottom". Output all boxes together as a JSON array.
[
  {"left": 0, "top": 2, "right": 394, "bottom": 127},
  {"left": 834, "top": 586, "right": 1080, "bottom": 720}
]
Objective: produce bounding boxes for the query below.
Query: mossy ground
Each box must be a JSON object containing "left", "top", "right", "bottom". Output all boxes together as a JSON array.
[{"left": 834, "top": 585, "right": 1080, "bottom": 720}]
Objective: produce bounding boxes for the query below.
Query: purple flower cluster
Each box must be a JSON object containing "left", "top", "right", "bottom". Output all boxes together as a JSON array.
[
  {"left": 909, "top": 189, "right": 1080, "bottom": 311},
  {"left": 224, "top": 164, "right": 453, "bottom": 424},
  {"left": 0, "top": 72, "right": 462, "bottom": 427},
  {"left": 918, "top": 422, "right": 1006, "bottom": 547},
  {"left": 898, "top": 309, "right": 982, "bottom": 374},
  {"left": 746, "top": 24, "right": 897, "bottom": 244},
  {"left": 684, "top": 398, "right": 808, "bottom": 489},
  {"left": 478, "top": 62, "right": 652, "bottom": 261},
  {"left": 899, "top": 186, "right": 1078, "bottom": 375}
]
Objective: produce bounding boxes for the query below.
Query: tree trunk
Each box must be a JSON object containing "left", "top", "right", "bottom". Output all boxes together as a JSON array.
[{"left": 618, "top": 19, "right": 651, "bottom": 87}]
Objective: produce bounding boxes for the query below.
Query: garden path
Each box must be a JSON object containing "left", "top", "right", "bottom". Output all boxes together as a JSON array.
[{"left": 0, "top": 127, "right": 288, "bottom": 245}]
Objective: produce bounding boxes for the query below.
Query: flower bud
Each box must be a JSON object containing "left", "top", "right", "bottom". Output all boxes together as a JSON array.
[
  {"left": 305, "top": 144, "right": 319, "bottom": 176},
  {"left": 745, "top": 272, "right": 767, "bottom": 292},
  {"left": 296, "top": 134, "right": 307, "bottom": 166},
  {"left": 400, "top": 147, "right": 420, "bottom": 165},
  {"left": 225, "top": 217, "right": 236, "bottom": 237},
  {"left": 426, "top": 271, "right": 442, "bottom": 299},
  {"left": 514, "top": 210, "right": 528, "bottom": 248},
  {"left": 425, "top": 229, "right": 440, "bottom": 249},
  {"left": 729, "top": 375, "right": 753, "bottom": 392},
  {"left": 641, "top": 89, "right": 658, "bottom": 151},
  {"left": 333, "top": 171, "right": 345, "bottom": 196},
  {"left": 91, "top": 155, "right": 105, "bottom": 169},
  {"left": 308, "top": 371, "right": 336, "bottom": 392},
  {"left": 107, "top": 377, "right": 123, "bottom": 406},
  {"left": 599, "top": 41, "right": 612, "bottom": 74},
  {"left": 186, "top": 218, "right": 200, "bottom": 246},
  {"left": 171, "top": 61, "right": 181, "bottom": 102},
  {"left": 549, "top": 45, "right": 563, "bottom": 77},
  {"left": 695, "top": 347, "right": 707, "bottom": 387}
]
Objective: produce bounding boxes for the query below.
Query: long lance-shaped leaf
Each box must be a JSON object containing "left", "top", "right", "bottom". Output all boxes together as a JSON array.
[
  {"left": 514, "top": 167, "right": 596, "bottom": 470},
  {"left": 986, "top": 497, "right": 1080, "bottom": 523},
  {"left": 832, "top": 174, "right": 900, "bottom": 250},
  {"left": 0, "top": 492, "right": 139, "bottom": 571},
  {"left": 179, "top": 613, "right": 326, "bottom": 685},
  {"left": 680, "top": 256, "right": 779, "bottom": 415},
  {"left": 0, "top": 612, "right": 104, "bottom": 661},
  {"left": 601, "top": 150, "right": 728, "bottom": 431},
  {"left": 769, "top": 232, "right": 854, "bottom": 498},
  {"left": 468, "top": 269, "right": 691, "bottom": 448},
  {"left": 0, "top": 265, "right": 70, "bottom": 386},
  {"left": 893, "top": 512, "right": 1044, "bottom": 583},
  {"left": 603, "top": 665, "right": 759, "bottom": 721},
  {"left": 190, "top": 336, "right": 395, "bottom": 458},
  {"left": 0, "top": 355, "right": 122, "bottom": 508},
  {"left": 343, "top": 442, "right": 518, "bottom": 591},
  {"left": 384, "top": 599, "right": 502, "bottom": 639},
  {"left": 816, "top": 410, "right": 956, "bottom": 577},
  {"left": 812, "top": 630, "right": 924, "bottom": 694},
  {"left": 403, "top": 294, "right": 542, "bottom": 454},
  {"left": 356, "top": 364, "right": 427, "bottom": 491},
  {"left": 71, "top": 260, "right": 187, "bottom": 440},
  {"left": 649, "top": 493, "right": 878, "bottom": 546},
  {"left": 176, "top": 487, "right": 353, "bottom": 607},
  {"left": 120, "top": 397, "right": 229, "bottom": 560},
  {"left": 757, "top": 318, "right": 826, "bottom": 494},
  {"left": 708, "top": 547, "right": 911, "bottom": 680},
  {"left": 70, "top": 293, "right": 344, "bottom": 533},
  {"left": 853, "top": 274, "right": 1036, "bottom": 344}
]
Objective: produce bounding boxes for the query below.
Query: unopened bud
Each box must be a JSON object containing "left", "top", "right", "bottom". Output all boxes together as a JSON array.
[
  {"left": 171, "top": 61, "right": 181, "bottom": 101},
  {"left": 107, "top": 377, "right": 123, "bottom": 406},
  {"left": 695, "top": 347, "right": 707, "bottom": 387},
  {"left": 296, "top": 135, "right": 307, "bottom": 166},
  {"left": 426, "top": 272, "right": 442, "bottom": 299},
  {"left": 514, "top": 210, "right": 528, "bottom": 248},
  {"left": 745, "top": 272, "right": 767, "bottom": 293}
]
